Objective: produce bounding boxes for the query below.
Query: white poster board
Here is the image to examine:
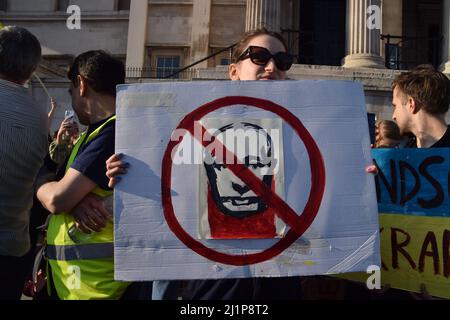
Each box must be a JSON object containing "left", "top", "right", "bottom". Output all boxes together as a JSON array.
[{"left": 114, "top": 80, "right": 380, "bottom": 281}]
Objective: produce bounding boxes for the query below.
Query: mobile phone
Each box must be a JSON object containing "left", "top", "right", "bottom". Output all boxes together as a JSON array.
[{"left": 65, "top": 110, "right": 75, "bottom": 123}]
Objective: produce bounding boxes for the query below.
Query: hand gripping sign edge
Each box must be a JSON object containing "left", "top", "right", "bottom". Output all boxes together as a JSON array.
[{"left": 161, "top": 96, "right": 326, "bottom": 266}]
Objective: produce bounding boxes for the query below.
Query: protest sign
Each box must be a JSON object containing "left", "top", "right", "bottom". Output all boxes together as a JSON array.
[
  {"left": 114, "top": 81, "right": 380, "bottom": 281},
  {"left": 375, "top": 148, "right": 450, "bottom": 298}
]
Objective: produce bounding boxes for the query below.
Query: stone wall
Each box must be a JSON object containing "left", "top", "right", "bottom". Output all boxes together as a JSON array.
[
  {"left": 0, "top": 3, "right": 129, "bottom": 56},
  {"left": 147, "top": 3, "right": 192, "bottom": 46},
  {"left": 5, "top": 20, "right": 129, "bottom": 56},
  {"left": 145, "top": 0, "right": 245, "bottom": 67},
  {"left": 8, "top": 0, "right": 55, "bottom": 12},
  {"left": 6, "top": 0, "right": 118, "bottom": 12},
  {"left": 210, "top": 2, "right": 245, "bottom": 47}
]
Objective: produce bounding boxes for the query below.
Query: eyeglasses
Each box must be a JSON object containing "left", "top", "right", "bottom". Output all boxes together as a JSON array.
[{"left": 237, "top": 46, "right": 294, "bottom": 71}]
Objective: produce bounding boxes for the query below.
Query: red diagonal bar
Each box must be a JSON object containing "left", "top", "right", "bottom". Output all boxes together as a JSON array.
[{"left": 162, "top": 96, "right": 325, "bottom": 266}]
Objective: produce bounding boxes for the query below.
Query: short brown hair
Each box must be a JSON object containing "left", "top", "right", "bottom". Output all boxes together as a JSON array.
[
  {"left": 391, "top": 64, "right": 450, "bottom": 115},
  {"left": 231, "top": 28, "right": 288, "bottom": 63}
]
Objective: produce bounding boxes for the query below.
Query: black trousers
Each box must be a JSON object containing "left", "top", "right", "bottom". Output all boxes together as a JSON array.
[
  {"left": 0, "top": 250, "right": 33, "bottom": 300},
  {"left": 167, "top": 277, "right": 303, "bottom": 300}
]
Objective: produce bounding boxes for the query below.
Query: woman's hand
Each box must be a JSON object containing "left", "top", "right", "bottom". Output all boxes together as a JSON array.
[
  {"left": 366, "top": 164, "right": 378, "bottom": 175},
  {"left": 50, "top": 97, "right": 57, "bottom": 111},
  {"left": 106, "top": 153, "right": 129, "bottom": 188}
]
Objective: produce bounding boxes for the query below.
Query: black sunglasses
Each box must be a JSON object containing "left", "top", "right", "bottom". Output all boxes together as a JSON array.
[{"left": 237, "top": 46, "right": 294, "bottom": 71}]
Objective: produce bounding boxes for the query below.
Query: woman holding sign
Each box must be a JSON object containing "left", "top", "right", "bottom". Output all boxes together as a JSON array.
[{"left": 106, "top": 28, "right": 306, "bottom": 300}]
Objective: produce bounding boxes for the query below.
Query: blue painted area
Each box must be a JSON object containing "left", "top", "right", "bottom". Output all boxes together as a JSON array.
[{"left": 372, "top": 148, "right": 450, "bottom": 217}]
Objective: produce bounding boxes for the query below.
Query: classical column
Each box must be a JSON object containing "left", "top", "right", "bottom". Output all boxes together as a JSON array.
[
  {"left": 125, "top": 0, "right": 149, "bottom": 72},
  {"left": 190, "top": 0, "right": 211, "bottom": 68},
  {"left": 246, "top": 0, "right": 281, "bottom": 32},
  {"left": 342, "top": 0, "right": 385, "bottom": 69},
  {"left": 440, "top": 0, "right": 450, "bottom": 74}
]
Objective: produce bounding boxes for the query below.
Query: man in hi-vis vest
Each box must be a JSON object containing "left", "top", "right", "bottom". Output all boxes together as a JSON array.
[{"left": 36, "top": 50, "right": 129, "bottom": 300}]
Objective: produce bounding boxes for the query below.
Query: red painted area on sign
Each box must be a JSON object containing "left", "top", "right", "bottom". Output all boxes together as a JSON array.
[
  {"left": 161, "top": 96, "right": 325, "bottom": 266},
  {"left": 207, "top": 181, "right": 278, "bottom": 239}
]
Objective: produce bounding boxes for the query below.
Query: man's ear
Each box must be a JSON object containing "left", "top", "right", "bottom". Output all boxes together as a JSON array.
[
  {"left": 77, "top": 75, "right": 87, "bottom": 97},
  {"left": 228, "top": 64, "right": 240, "bottom": 81},
  {"left": 408, "top": 96, "right": 420, "bottom": 114}
]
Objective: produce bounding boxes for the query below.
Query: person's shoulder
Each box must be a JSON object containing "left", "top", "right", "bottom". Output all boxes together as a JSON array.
[
  {"left": 96, "top": 116, "right": 116, "bottom": 131},
  {"left": 81, "top": 118, "right": 116, "bottom": 151},
  {"left": 430, "top": 125, "right": 450, "bottom": 148},
  {"left": 0, "top": 84, "right": 48, "bottom": 126},
  {"left": 439, "top": 125, "right": 450, "bottom": 147},
  {"left": 93, "top": 119, "right": 115, "bottom": 140}
]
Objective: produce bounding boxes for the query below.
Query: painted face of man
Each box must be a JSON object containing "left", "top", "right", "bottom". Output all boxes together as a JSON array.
[{"left": 204, "top": 122, "right": 275, "bottom": 218}]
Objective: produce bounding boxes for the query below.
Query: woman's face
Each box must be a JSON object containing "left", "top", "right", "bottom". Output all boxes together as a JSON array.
[{"left": 229, "top": 35, "right": 288, "bottom": 81}]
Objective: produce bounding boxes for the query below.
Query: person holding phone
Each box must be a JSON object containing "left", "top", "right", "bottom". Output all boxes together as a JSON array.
[{"left": 48, "top": 116, "right": 80, "bottom": 164}]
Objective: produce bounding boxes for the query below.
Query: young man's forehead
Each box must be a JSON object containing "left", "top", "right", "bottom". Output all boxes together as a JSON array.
[{"left": 393, "top": 86, "right": 407, "bottom": 98}]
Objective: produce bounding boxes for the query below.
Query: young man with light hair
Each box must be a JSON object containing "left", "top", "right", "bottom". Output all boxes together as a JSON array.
[{"left": 391, "top": 64, "right": 450, "bottom": 148}]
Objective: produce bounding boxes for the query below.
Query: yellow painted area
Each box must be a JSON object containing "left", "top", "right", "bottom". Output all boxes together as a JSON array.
[
  {"left": 0, "top": 22, "right": 4, "bottom": 29},
  {"left": 303, "top": 260, "right": 316, "bottom": 266},
  {"left": 343, "top": 213, "right": 450, "bottom": 299}
]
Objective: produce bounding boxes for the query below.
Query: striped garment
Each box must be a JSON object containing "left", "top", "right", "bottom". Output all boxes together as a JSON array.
[{"left": 0, "top": 78, "right": 48, "bottom": 257}]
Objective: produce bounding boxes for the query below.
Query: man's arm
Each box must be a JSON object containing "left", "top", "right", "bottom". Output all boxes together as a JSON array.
[
  {"left": 48, "top": 98, "right": 58, "bottom": 129},
  {"left": 36, "top": 168, "right": 97, "bottom": 214}
]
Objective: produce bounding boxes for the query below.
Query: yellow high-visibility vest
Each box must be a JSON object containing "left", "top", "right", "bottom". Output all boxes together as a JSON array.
[{"left": 46, "top": 115, "right": 129, "bottom": 300}]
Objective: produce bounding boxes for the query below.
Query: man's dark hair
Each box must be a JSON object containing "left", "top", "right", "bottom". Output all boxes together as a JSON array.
[
  {"left": 392, "top": 64, "right": 450, "bottom": 115},
  {"left": 0, "top": 26, "right": 41, "bottom": 83},
  {"left": 67, "top": 50, "right": 125, "bottom": 97}
]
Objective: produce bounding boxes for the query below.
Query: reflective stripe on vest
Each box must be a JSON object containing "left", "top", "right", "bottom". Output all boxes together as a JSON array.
[{"left": 46, "top": 243, "right": 114, "bottom": 261}]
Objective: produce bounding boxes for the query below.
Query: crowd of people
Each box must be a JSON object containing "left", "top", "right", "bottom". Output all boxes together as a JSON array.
[{"left": 0, "top": 24, "right": 449, "bottom": 300}]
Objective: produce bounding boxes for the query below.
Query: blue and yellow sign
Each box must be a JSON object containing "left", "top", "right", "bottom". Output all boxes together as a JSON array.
[
  {"left": 375, "top": 148, "right": 450, "bottom": 298},
  {"left": 347, "top": 148, "right": 450, "bottom": 299}
]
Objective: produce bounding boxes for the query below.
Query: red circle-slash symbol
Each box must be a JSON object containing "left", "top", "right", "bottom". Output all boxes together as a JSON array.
[{"left": 161, "top": 96, "right": 325, "bottom": 266}]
